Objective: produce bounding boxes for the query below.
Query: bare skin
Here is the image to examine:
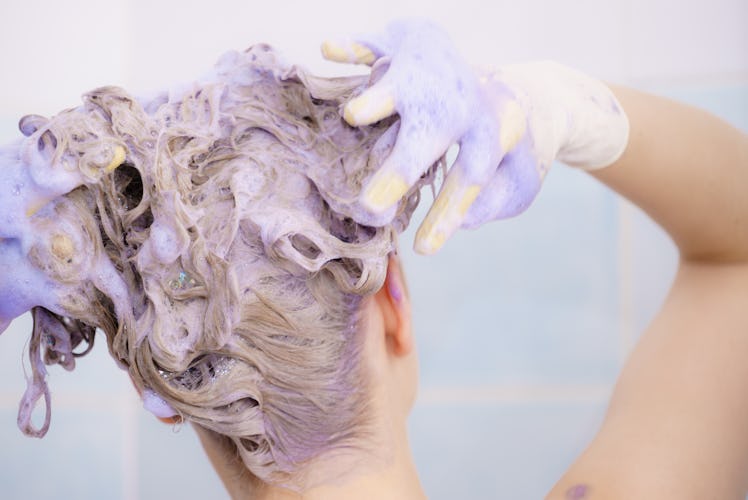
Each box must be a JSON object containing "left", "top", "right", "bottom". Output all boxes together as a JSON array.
[{"left": 547, "top": 87, "right": 748, "bottom": 498}]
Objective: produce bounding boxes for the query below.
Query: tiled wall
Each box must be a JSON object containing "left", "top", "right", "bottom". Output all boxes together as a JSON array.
[{"left": 0, "top": 1, "right": 746, "bottom": 498}]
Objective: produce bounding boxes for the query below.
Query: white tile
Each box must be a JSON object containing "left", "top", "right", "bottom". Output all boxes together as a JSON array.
[
  {"left": 0, "top": 408, "right": 125, "bottom": 500},
  {"left": 124, "top": 0, "right": 628, "bottom": 93},
  {"left": 0, "top": 0, "right": 130, "bottom": 117},
  {"left": 625, "top": 0, "right": 748, "bottom": 83},
  {"left": 137, "top": 416, "right": 226, "bottom": 499},
  {"left": 400, "top": 166, "right": 622, "bottom": 387}
]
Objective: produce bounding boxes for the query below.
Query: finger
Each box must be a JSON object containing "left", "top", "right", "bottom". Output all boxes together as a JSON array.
[
  {"left": 320, "top": 38, "right": 378, "bottom": 65},
  {"left": 497, "top": 98, "right": 527, "bottom": 153},
  {"left": 361, "top": 120, "right": 450, "bottom": 214},
  {"left": 414, "top": 125, "right": 502, "bottom": 255},
  {"left": 462, "top": 147, "right": 542, "bottom": 227},
  {"left": 343, "top": 77, "right": 397, "bottom": 126},
  {"left": 477, "top": 73, "right": 529, "bottom": 156}
]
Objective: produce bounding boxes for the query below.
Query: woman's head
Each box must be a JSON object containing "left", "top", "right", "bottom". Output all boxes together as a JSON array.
[{"left": 0, "top": 45, "right": 436, "bottom": 486}]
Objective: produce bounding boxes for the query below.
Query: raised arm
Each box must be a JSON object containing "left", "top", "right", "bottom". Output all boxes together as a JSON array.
[
  {"left": 594, "top": 86, "right": 748, "bottom": 262},
  {"left": 547, "top": 88, "right": 748, "bottom": 499},
  {"left": 322, "top": 19, "right": 748, "bottom": 498}
]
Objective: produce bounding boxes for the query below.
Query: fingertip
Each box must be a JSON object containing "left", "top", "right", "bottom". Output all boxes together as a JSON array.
[
  {"left": 413, "top": 173, "right": 482, "bottom": 255},
  {"left": 351, "top": 42, "right": 376, "bottom": 65},
  {"left": 320, "top": 40, "right": 348, "bottom": 62},
  {"left": 361, "top": 169, "right": 409, "bottom": 213},
  {"left": 343, "top": 90, "right": 396, "bottom": 126},
  {"left": 498, "top": 99, "right": 527, "bottom": 152},
  {"left": 105, "top": 145, "right": 126, "bottom": 173},
  {"left": 413, "top": 225, "right": 446, "bottom": 255},
  {"left": 320, "top": 40, "right": 376, "bottom": 65}
]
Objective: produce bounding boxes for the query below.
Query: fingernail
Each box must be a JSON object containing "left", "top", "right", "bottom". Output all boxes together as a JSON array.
[
  {"left": 320, "top": 41, "right": 375, "bottom": 64},
  {"left": 414, "top": 228, "right": 447, "bottom": 255},
  {"left": 25, "top": 202, "right": 44, "bottom": 218},
  {"left": 344, "top": 93, "right": 395, "bottom": 125},
  {"left": 105, "top": 145, "right": 126, "bottom": 172},
  {"left": 414, "top": 181, "right": 481, "bottom": 255},
  {"left": 362, "top": 171, "right": 408, "bottom": 212},
  {"left": 320, "top": 40, "right": 347, "bottom": 61},
  {"left": 498, "top": 99, "right": 526, "bottom": 152},
  {"left": 350, "top": 42, "right": 376, "bottom": 64}
]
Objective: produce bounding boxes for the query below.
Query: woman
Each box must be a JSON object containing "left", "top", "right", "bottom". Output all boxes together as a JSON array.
[
  {"left": 0, "top": 39, "right": 429, "bottom": 492},
  {"left": 200, "top": 21, "right": 748, "bottom": 499},
  {"left": 1, "top": 20, "right": 746, "bottom": 500}
]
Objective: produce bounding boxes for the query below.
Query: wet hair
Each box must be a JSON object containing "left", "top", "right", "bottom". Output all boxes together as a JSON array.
[{"left": 15, "top": 45, "right": 440, "bottom": 484}]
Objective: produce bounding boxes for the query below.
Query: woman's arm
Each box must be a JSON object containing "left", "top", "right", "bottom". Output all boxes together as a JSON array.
[
  {"left": 322, "top": 21, "right": 748, "bottom": 497},
  {"left": 594, "top": 86, "right": 748, "bottom": 262},
  {"left": 548, "top": 88, "right": 748, "bottom": 499}
]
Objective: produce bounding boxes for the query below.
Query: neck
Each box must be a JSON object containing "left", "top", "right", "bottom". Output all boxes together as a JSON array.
[
  {"left": 195, "top": 420, "right": 426, "bottom": 500},
  {"left": 258, "top": 426, "right": 425, "bottom": 500}
]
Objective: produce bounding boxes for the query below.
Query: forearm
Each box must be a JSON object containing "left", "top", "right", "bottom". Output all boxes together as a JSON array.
[
  {"left": 548, "top": 88, "right": 748, "bottom": 498},
  {"left": 590, "top": 85, "right": 748, "bottom": 262},
  {"left": 548, "top": 262, "right": 748, "bottom": 499}
]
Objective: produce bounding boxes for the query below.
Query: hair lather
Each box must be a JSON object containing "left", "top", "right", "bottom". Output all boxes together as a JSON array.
[{"left": 13, "top": 45, "right": 442, "bottom": 483}]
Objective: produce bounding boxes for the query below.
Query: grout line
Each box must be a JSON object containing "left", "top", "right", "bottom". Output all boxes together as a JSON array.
[
  {"left": 617, "top": 198, "right": 635, "bottom": 363},
  {"left": 417, "top": 383, "right": 613, "bottom": 405},
  {"left": 0, "top": 391, "right": 132, "bottom": 409},
  {"left": 0, "top": 382, "right": 613, "bottom": 411},
  {"left": 625, "top": 72, "right": 748, "bottom": 91},
  {"left": 122, "top": 392, "right": 139, "bottom": 500}
]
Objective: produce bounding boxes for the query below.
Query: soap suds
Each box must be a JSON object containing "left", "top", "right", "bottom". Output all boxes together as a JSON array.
[{"left": 0, "top": 45, "right": 443, "bottom": 485}]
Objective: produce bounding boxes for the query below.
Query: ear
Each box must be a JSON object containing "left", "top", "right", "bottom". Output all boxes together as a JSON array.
[{"left": 374, "top": 253, "right": 413, "bottom": 356}]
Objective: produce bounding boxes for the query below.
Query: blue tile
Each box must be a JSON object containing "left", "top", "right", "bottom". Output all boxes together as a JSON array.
[
  {"left": 0, "top": 407, "right": 124, "bottom": 500},
  {"left": 137, "top": 414, "right": 227, "bottom": 500},
  {"left": 0, "top": 115, "right": 21, "bottom": 143},
  {"left": 628, "top": 204, "right": 678, "bottom": 337},
  {"left": 0, "top": 313, "right": 34, "bottom": 392},
  {"left": 0, "top": 313, "right": 131, "bottom": 396},
  {"left": 400, "top": 166, "right": 621, "bottom": 386},
  {"left": 409, "top": 400, "right": 607, "bottom": 500},
  {"left": 662, "top": 85, "right": 748, "bottom": 132}
]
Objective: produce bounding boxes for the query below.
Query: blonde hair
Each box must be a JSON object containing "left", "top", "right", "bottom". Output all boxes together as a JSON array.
[{"left": 17, "top": 45, "right": 439, "bottom": 483}]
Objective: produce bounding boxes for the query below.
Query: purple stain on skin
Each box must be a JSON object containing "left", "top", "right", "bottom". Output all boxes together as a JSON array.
[{"left": 565, "top": 484, "right": 589, "bottom": 499}]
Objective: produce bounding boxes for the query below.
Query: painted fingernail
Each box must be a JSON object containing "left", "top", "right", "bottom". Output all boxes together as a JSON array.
[
  {"left": 498, "top": 99, "right": 526, "bottom": 152},
  {"left": 343, "top": 93, "right": 395, "bottom": 125},
  {"left": 26, "top": 202, "right": 44, "bottom": 217},
  {"left": 414, "top": 178, "right": 481, "bottom": 255},
  {"left": 105, "top": 145, "right": 126, "bottom": 172},
  {"left": 350, "top": 42, "right": 376, "bottom": 64},
  {"left": 320, "top": 41, "right": 375, "bottom": 64},
  {"left": 362, "top": 171, "right": 409, "bottom": 212}
]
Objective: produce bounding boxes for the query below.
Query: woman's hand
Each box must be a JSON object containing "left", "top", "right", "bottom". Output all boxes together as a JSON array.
[{"left": 322, "top": 19, "right": 629, "bottom": 254}]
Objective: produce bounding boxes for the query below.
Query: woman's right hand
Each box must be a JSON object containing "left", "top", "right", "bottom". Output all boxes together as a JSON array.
[{"left": 322, "top": 19, "right": 629, "bottom": 254}]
